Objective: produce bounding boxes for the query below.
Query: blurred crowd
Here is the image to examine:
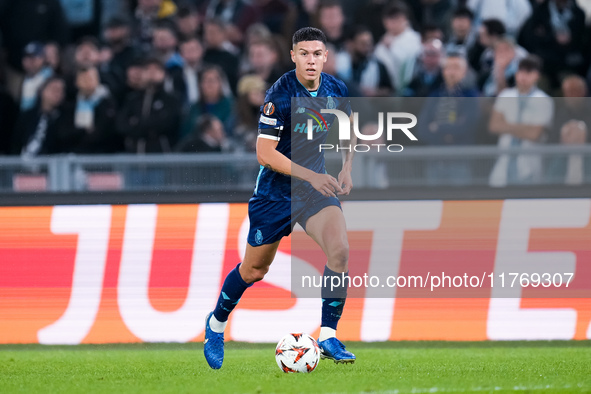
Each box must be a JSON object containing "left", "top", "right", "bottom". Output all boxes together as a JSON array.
[{"left": 1, "top": 0, "right": 591, "bottom": 165}]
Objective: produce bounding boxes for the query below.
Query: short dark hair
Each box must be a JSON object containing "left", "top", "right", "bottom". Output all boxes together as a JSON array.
[
  {"left": 144, "top": 56, "right": 165, "bottom": 69},
  {"left": 76, "top": 65, "right": 98, "bottom": 76},
  {"left": 383, "top": 1, "right": 409, "bottom": 19},
  {"left": 76, "top": 36, "right": 100, "bottom": 50},
  {"left": 421, "top": 23, "right": 443, "bottom": 38},
  {"left": 292, "top": 27, "right": 327, "bottom": 46},
  {"left": 153, "top": 20, "right": 178, "bottom": 38},
  {"left": 195, "top": 114, "right": 222, "bottom": 136},
  {"left": 350, "top": 25, "right": 372, "bottom": 40},
  {"left": 38, "top": 75, "right": 65, "bottom": 96},
  {"left": 445, "top": 52, "right": 467, "bottom": 64},
  {"left": 179, "top": 35, "right": 201, "bottom": 46},
  {"left": 128, "top": 56, "right": 147, "bottom": 68},
  {"left": 482, "top": 19, "right": 506, "bottom": 37},
  {"left": 518, "top": 55, "right": 542, "bottom": 73},
  {"left": 453, "top": 7, "right": 474, "bottom": 21},
  {"left": 105, "top": 15, "right": 130, "bottom": 29},
  {"left": 177, "top": 4, "right": 197, "bottom": 18},
  {"left": 198, "top": 64, "right": 229, "bottom": 87}
]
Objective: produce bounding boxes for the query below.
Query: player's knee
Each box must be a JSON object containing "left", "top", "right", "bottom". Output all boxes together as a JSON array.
[
  {"left": 250, "top": 268, "right": 268, "bottom": 283},
  {"left": 329, "top": 242, "right": 349, "bottom": 271},
  {"left": 243, "top": 266, "right": 269, "bottom": 283}
]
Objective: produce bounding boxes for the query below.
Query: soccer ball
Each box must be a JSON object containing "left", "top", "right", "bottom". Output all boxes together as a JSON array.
[{"left": 275, "top": 333, "right": 320, "bottom": 373}]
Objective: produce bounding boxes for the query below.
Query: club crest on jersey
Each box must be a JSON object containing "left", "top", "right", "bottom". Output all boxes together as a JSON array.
[
  {"left": 263, "top": 102, "right": 275, "bottom": 116},
  {"left": 255, "top": 229, "right": 263, "bottom": 245},
  {"left": 327, "top": 96, "right": 336, "bottom": 110}
]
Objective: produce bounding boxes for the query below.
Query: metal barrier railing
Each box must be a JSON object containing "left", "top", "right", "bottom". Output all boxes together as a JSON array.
[
  {"left": 0, "top": 145, "right": 590, "bottom": 193},
  {"left": 361, "top": 145, "right": 591, "bottom": 188}
]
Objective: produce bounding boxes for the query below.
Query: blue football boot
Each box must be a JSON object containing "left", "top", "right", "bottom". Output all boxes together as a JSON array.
[
  {"left": 318, "top": 337, "right": 356, "bottom": 364},
  {"left": 204, "top": 312, "right": 224, "bottom": 369}
]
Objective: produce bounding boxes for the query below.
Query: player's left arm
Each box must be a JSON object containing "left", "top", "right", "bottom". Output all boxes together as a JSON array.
[{"left": 337, "top": 113, "right": 355, "bottom": 195}]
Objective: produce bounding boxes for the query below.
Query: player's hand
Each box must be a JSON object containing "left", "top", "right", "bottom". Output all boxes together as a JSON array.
[
  {"left": 309, "top": 173, "right": 343, "bottom": 197},
  {"left": 337, "top": 170, "right": 353, "bottom": 195}
]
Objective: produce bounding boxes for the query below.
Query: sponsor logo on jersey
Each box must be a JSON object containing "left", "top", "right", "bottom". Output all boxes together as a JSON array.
[
  {"left": 293, "top": 107, "right": 330, "bottom": 135},
  {"left": 260, "top": 115, "right": 277, "bottom": 126},
  {"left": 293, "top": 122, "right": 330, "bottom": 134}
]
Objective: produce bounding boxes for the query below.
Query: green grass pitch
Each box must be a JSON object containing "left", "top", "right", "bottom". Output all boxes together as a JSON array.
[{"left": 1, "top": 341, "right": 590, "bottom": 393}]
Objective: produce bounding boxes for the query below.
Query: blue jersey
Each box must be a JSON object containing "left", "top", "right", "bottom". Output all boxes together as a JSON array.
[{"left": 255, "top": 70, "right": 350, "bottom": 201}]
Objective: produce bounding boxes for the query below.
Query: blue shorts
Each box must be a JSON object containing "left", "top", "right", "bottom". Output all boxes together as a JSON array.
[{"left": 247, "top": 191, "right": 341, "bottom": 246}]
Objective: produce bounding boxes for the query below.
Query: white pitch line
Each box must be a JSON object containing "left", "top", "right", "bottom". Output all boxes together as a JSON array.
[{"left": 330, "top": 383, "right": 588, "bottom": 394}]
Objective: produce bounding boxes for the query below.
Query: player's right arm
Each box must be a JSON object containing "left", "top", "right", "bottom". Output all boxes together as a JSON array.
[{"left": 256, "top": 137, "right": 342, "bottom": 197}]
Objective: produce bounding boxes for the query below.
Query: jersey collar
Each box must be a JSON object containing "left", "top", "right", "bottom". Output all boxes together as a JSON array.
[{"left": 295, "top": 71, "right": 323, "bottom": 97}]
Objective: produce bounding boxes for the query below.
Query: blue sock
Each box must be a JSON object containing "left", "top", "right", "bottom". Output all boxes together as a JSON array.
[
  {"left": 213, "top": 263, "right": 252, "bottom": 322},
  {"left": 321, "top": 266, "right": 348, "bottom": 330}
]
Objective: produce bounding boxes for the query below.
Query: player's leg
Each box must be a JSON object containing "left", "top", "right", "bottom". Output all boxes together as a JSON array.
[
  {"left": 211, "top": 241, "right": 280, "bottom": 327},
  {"left": 239, "top": 241, "right": 281, "bottom": 283},
  {"left": 304, "top": 205, "right": 356, "bottom": 363},
  {"left": 204, "top": 242, "right": 280, "bottom": 369},
  {"left": 305, "top": 205, "right": 349, "bottom": 332},
  {"left": 204, "top": 195, "right": 290, "bottom": 369}
]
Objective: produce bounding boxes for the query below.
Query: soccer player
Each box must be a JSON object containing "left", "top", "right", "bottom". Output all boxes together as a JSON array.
[{"left": 204, "top": 27, "right": 356, "bottom": 369}]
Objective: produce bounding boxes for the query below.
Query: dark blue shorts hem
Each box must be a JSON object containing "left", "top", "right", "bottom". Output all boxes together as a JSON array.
[{"left": 247, "top": 193, "right": 341, "bottom": 246}]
